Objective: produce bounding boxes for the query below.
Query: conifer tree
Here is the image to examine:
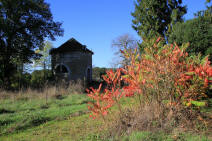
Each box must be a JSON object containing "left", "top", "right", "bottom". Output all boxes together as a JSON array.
[{"left": 132, "top": 0, "right": 187, "bottom": 40}]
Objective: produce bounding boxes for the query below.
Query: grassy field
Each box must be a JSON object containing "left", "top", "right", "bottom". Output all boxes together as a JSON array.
[
  {"left": 0, "top": 92, "right": 211, "bottom": 141},
  {"left": 0, "top": 93, "right": 98, "bottom": 140}
]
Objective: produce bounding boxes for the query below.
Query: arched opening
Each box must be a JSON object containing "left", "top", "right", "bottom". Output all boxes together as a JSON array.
[
  {"left": 87, "top": 68, "right": 91, "bottom": 82},
  {"left": 55, "top": 64, "right": 69, "bottom": 74}
]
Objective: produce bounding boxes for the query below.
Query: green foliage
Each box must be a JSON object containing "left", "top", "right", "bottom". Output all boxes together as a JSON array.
[
  {"left": 92, "top": 67, "right": 107, "bottom": 81},
  {"left": 0, "top": 0, "right": 63, "bottom": 89},
  {"left": 33, "top": 41, "right": 53, "bottom": 83},
  {"left": 10, "top": 72, "right": 31, "bottom": 90},
  {"left": 132, "top": 0, "right": 187, "bottom": 40},
  {"left": 34, "top": 41, "right": 53, "bottom": 70},
  {"left": 190, "top": 101, "right": 207, "bottom": 107},
  {"left": 169, "top": 6, "right": 212, "bottom": 61},
  {"left": 30, "top": 70, "right": 52, "bottom": 88}
]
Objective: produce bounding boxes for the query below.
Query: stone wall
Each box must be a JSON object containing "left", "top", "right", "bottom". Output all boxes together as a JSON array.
[{"left": 51, "top": 51, "right": 92, "bottom": 82}]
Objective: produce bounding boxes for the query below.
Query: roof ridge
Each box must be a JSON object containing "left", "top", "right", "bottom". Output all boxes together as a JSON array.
[
  {"left": 50, "top": 37, "right": 94, "bottom": 55},
  {"left": 68, "top": 38, "right": 83, "bottom": 46}
]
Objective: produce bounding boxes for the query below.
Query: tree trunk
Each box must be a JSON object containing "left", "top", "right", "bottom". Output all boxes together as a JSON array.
[{"left": 2, "top": 38, "right": 15, "bottom": 90}]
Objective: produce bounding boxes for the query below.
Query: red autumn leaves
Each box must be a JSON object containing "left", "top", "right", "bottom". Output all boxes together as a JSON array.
[
  {"left": 86, "top": 69, "right": 123, "bottom": 119},
  {"left": 87, "top": 38, "right": 212, "bottom": 119}
]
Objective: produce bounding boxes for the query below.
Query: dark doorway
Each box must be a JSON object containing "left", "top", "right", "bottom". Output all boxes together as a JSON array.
[
  {"left": 55, "top": 65, "right": 68, "bottom": 73},
  {"left": 87, "top": 68, "right": 91, "bottom": 82}
]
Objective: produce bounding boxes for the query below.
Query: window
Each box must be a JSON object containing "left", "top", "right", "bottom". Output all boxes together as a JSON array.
[{"left": 55, "top": 65, "right": 68, "bottom": 73}]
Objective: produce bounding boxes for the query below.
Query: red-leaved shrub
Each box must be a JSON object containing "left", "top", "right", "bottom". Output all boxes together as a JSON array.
[{"left": 87, "top": 37, "right": 212, "bottom": 120}]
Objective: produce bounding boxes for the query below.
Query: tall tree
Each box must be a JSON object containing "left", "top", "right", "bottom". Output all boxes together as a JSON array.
[
  {"left": 34, "top": 41, "right": 53, "bottom": 81},
  {"left": 132, "top": 0, "right": 187, "bottom": 41},
  {"left": 0, "top": 0, "right": 63, "bottom": 89}
]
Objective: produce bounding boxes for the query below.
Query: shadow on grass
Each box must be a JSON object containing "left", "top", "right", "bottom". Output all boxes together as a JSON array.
[
  {"left": 0, "top": 108, "right": 15, "bottom": 114},
  {"left": 5, "top": 116, "right": 52, "bottom": 135}
]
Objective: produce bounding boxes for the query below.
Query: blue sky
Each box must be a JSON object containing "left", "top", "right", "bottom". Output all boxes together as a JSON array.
[{"left": 45, "top": 0, "right": 209, "bottom": 68}]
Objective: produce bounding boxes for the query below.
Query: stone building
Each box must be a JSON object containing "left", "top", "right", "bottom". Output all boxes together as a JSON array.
[{"left": 50, "top": 38, "right": 93, "bottom": 83}]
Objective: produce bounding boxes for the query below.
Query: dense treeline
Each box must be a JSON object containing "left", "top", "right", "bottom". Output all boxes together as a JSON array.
[{"left": 0, "top": 69, "right": 53, "bottom": 90}]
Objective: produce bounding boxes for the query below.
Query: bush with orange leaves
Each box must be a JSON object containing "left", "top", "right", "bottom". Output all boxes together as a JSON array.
[{"left": 87, "top": 37, "right": 212, "bottom": 120}]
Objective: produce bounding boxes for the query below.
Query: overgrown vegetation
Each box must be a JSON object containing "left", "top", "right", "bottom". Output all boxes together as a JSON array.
[
  {"left": 0, "top": 0, "right": 212, "bottom": 140},
  {"left": 0, "top": 91, "right": 211, "bottom": 140},
  {"left": 87, "top": 38, "right": 212, "bottom": 140}
]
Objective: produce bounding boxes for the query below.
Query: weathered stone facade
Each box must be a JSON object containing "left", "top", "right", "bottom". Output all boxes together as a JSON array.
[{"left": 50, "top": 38, "right": 93, "bottom": 83}]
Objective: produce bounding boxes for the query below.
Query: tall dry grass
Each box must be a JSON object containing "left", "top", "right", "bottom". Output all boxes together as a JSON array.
[
  {"left": 0, "top": 79, "right": 86, "bottom": 101},
  {"left": 103, "top": 97, "right": 209, "bottom": 139}
]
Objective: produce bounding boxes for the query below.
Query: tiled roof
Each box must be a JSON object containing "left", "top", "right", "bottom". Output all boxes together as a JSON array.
[{"left": 50, "top": 38, "right": 94, "bottom": 54}]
